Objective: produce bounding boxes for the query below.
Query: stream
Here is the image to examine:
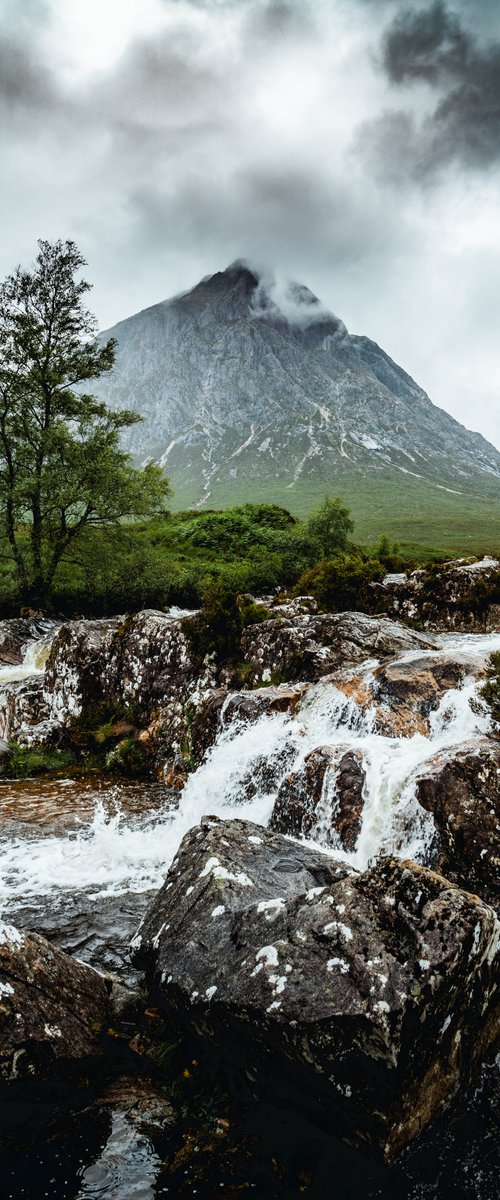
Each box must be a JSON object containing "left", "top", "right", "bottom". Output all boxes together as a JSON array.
[{"left": 1, "top": 625, "right": 499, "bottom": 1197}]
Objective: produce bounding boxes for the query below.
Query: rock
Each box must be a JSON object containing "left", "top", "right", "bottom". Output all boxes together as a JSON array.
[
  {"left": 329, "top": 653, "right": 470, "bottom": 740},
  {"left": 189, "top": 688, "right": 228, "bottom": 763},
  {"left": 416, "top": 739, "right": 500, "bottom": 907},
  {"left": 43, "top": 610, "right": 222, "bottom": 767},
  {"left": 0, "top": 618, "right": 58, "bottom": 667},
  {"left": 374, "top": 656, "right": 467, "bottom": 711},
  {"left": 132, "top": 817, "right": 500, "bottom": 1163},
  {"left": 241, "top": 612, "right": 439, "bottom": 687},
  {"left": 43, "top": 618, "right": 121, "bottom": 721},
  {"left": 189, "top": 683, "right": 307, "bottom": 767},
  {"left": 0, "top": 920, "right": 111, "bottom": 1082},
  {"left": 0, "top": 677, "right": 55, "bottom": 745},
  {"left": 380, "top": 558, "right": 500, "bottom": 632},
  {"left": 270, "top": 745, "right": 365, "bottom": 851}
]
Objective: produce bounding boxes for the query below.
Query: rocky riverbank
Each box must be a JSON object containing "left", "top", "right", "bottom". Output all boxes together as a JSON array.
[{"left": 0, "top": 558, "right": 499, "bottom": 1196}]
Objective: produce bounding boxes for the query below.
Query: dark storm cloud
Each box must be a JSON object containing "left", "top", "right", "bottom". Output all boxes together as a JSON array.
[
  {"left": 363, "top": 2, "right": 500, "bottom": 178},
  {"left": 382, "top": 1, "right": 469, "bottom": 81},
  {"left": 0, "top": 34, "right": 55, "bottom": 108}
]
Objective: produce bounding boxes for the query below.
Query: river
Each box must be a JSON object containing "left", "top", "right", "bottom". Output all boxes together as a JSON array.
[{"left": 1, "top": 624, "right": 499, "bottom": 1197}]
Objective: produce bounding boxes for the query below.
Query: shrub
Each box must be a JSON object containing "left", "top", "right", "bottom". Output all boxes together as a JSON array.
[
  {"left": 3, "top": 744, "right": 77, "bottom": 779},
  {"left": 295, "top": 556, "right": 384, "bottom": 612}
]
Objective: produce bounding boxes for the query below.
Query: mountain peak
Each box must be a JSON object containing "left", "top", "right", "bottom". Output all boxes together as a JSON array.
[{"left": 95, "top": 261, "right": 500, "bottom": 532}]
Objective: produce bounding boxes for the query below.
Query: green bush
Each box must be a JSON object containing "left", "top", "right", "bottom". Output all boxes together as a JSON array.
[
  {"left": 182, "top": 585, "right": 273, "bottom": 667},
  {"left": 295, "top": 556, "right": 384, "bottom": 612},
  {"left": 3, "top": 744, "right": 77, "bottom": 779}
]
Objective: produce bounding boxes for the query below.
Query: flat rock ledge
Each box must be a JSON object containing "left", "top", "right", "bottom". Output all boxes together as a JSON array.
[
  {"left": 132, "top": 817, "right": 500, "bottom": 1163},
  {"left": 0, "top": 920, "right": 111, "bottom": 1083}
]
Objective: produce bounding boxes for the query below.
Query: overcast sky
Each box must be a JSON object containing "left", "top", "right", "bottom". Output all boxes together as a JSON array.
[{"left": 1, "top": 0, "right": 499, "bottom": 448}]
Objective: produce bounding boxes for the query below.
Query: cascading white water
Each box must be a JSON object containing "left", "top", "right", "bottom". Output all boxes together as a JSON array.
[
  {"left": 0, "top": 636, "right": 53, "bottom": 686},
  {"left": 0, "top": 629, "right": 499, "bottom": 907}
]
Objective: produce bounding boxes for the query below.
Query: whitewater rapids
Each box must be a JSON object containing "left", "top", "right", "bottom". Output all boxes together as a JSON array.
[{"left": 1, "top": 630, "right": 499, "bottom": 908}]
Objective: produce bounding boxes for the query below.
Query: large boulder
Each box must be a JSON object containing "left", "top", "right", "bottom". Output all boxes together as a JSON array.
[
  {"left": 0, "top": 920, "right": 112, "bottom": 1082},
  {"left": 241, "top": 612, "right": 439, "bottom": 687},
  {"left": 270, "top": 745, "right": 365, "bottom": 851},
  {"left": 132, "top": 817, "right": 500, "bottom": 1163},
  {"left": 43, "top": 610, "right": 222, "bottom": 766},
  {"left": 416, "top": 739, "right": 500, "bottom": 907},
  {"left": 380, "top": 557, "right": 500, "bottom": 632}
]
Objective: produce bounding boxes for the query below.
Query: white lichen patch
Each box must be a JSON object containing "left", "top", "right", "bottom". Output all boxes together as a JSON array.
[
  {"left": 211, "top": 905, "right": 226, "bottom": 919},
  {"left": 251, "top": 945, "right": 279, "bottom": 976},
  {"left": 322, "top": 922, "right": 353, "bottom": 942},
  {"left": 199, "top": 856, "right": 253, "bottom": 887},
  {"left": 267, "top": 1000, "right": 281, "bottom": 1012},
  {"left": 205, "top": 986, "right": 217, "bottom": 1001},
  {"left": 0, "top": 921, "right": 24, "bottom": 947},
  {"left": 0, "top": 980, "right": 15, "bottom": 997},
  {"left": 44, "top": 1024, "right": 62, "bottom": 1038},
  {"left": 256, "top": 898, "right": 285, "bottom": 920},
  {"left": 152, "top": 922, "right": 170, "bottom": 950},
  {"left": 326, "top": 957, "right": 349, "bottom": 975}
]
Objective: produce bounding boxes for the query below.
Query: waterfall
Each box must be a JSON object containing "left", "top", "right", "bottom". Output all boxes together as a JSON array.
[{"left": 1, "top": 629, "right": 499, "bottom": 907}]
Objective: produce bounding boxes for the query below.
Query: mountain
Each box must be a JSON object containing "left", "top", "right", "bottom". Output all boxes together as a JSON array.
[{"left": 95, "top": 261, "right": 500, "bottom": 546}]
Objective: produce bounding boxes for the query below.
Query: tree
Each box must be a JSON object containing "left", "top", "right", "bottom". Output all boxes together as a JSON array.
[
  {"left": 0, "top": 239, "right": 171, "bottom": 606},
  {"left": 305, "top": 496, "right": 353, "bottom": 558}
]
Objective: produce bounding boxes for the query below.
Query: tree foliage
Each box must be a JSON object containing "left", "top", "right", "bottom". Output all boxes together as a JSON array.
[
  {"left": 0, "top": 238, "right": 171, "bottom": 604},
  {"left": 305, "top": 496, "right": 353, "bottom": 558}
]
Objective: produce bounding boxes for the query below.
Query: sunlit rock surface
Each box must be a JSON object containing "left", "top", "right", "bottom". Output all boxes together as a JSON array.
[{"left": 132, "top": 817, "right": 500, "bottom": 1162}]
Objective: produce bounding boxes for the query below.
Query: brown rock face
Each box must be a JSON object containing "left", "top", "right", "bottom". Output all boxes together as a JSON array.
[
  {"left": 270, "top": 745, "right": 365, "bottom": 851},
  {"left": 132, "top": 817, "right": 500, "bottom": 1163},
  {"left": 374, "top": 656, "right": 467, "bottom": 711},
  {"left": 0, "top": 921, "right": 111, "bottom": 1082},
  {"left": 416, "top": 739, "right": 500, "bottom": 906}
]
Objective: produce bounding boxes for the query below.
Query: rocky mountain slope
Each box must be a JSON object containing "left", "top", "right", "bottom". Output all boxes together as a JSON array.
[{"left": 95, "top": 261, "right": 500, "bottom": 539}]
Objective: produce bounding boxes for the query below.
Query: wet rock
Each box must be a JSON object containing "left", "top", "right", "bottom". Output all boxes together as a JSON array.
[
  {"left": 0, "top": 920, "right": 111, "bottom": 1081},
  {"left": 0, "top": 677, "right": 55, "bottom": 745},
  {"left": 43, "top": 618, "right": 121, "bottom": 721},
  {"left": 132, "top": 817, "right": 500, "bottom": 1163},
  {"left": 374, "top": 656, "right": 467, "bottom": 712},
  {"left": 0, "top": 618, "right": 58, "bottom": 666},
  {"left": 189, "top": 683, "right": 307, "bottom": 767},
  {"left": 241, "top": 612, "right": 439, "bottom": 686},
  {"left": 416, "top": 739, "right": 500, "bottom": 907},
  {"left": 270, "top": 745, "right": 365, "bottom": 851},
  {"left": 188, "top": 687, "right": 228, "bottom": 763},
  {"left": 380, "top": 557, "right": 500, "bottom": 632}
]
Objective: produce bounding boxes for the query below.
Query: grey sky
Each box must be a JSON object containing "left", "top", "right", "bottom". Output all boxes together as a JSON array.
[{"left": 1, "top": 0, "right": 499, "bottom": 449}]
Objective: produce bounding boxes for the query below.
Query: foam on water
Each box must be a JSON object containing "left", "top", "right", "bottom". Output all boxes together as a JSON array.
[{"left": 0, "top": 630, "right": 499, "bottom": 906}]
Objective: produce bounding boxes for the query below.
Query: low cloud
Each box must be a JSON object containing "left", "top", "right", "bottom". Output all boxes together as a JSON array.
[{"left": 363, "top": 2, "right": 500, "bottom": 177}]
